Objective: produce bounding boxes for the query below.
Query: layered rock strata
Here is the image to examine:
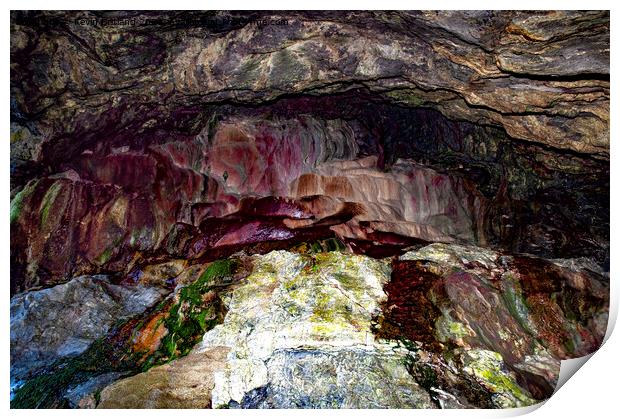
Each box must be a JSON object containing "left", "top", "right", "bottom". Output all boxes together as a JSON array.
[{"left": 11, "top": 11, "right": 609, "bottom": 162}]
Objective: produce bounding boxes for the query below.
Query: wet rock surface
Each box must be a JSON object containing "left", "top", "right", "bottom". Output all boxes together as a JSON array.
[
  {"left": 10, "top": 275, "right": 167, "bottom": 384},
  {"left": 10, "top": 246, "right": 608, "bottom": 409}
]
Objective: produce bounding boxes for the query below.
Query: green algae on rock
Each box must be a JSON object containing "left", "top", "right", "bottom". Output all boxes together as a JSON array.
[
  {"left": 138, "top": 259, "right": 235, "bottom": 370},
  {"left": 11, "top": 258, "right": 239, "bottom": 408},
  {"left": 461, "top": 349, "right": 537, "bottom": 408},
  {"left": 10, "top": 179, "right": 39, "bottom": 224},
  {"left": 189, "top": 250, "right": 429, "bottom": 408}
]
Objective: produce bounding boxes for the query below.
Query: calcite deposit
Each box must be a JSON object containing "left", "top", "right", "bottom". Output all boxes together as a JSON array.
[{"left": 10, "top": 10, "right": 609, "bottom": 410}]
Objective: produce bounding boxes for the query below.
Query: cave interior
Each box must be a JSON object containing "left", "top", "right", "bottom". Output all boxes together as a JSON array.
[{"left": 9, "top": 10, "right": 610, "bottom": 409}]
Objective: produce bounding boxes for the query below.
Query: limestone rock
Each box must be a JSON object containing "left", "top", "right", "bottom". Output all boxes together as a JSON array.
[
  {"left": 97, "top": 347, "right": 229, "bottom": 409},
  {"left": 232, "top": 347, "right": 435, "bottom": 409},
  {"left": 10, "top": 275, "right": 167, "bottom": 384},
  {"left": 187, "top": 250, "right": 436, "bottom": 408}
]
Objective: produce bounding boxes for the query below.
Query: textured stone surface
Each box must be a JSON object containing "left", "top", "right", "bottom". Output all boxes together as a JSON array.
[
  {"left": 12, "top": 109, "right": 608, "bottom": 293},
  {"left": 192, "top": 250, "right": 399, "bottom": 407},
  {"left": 10, "top": 275, "right": 167, "bottom": 383},
  {"left": 9, "top": 10, "right": 610, "bottom": 410},
  {"left": 11, "top": 247, "right": 609, "bottom": 409},
  {"left": 97, "top": 347, "right": 229, "bottom": 408},
  {"left": 9, "top": 11, "right": 609, "bottom": 293},
  {"left": 10, "top": 11, "right": 609, "bottom": 160},
  {"left": 10, "top": 258, "right": 236, "bottom": 408},
  {"left": 376, "top": 243, "right": 608, "bottom": 402},
  {"left": 232, "top": 347, "right": 435, "bottom": 409},
  {"left": 10, "top": 122, "right": 490, "bottom": 292}
]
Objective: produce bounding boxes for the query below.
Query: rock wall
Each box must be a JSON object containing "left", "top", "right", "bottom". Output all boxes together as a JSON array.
[
  {"left": 12, "top": 246, "right": 606, "bottom": 408},
  {"left": 11, "top": 11, "right": 609, "bottom": 166},
  {"left": 11, "top": 102, "right": 609, "bottom": 294},
  {"left": 10, "top": 10, "right": 610, "bottom": 292}
]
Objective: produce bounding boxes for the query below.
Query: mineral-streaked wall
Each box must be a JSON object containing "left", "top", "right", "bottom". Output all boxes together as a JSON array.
[
  {"left": 10, "top": 103, "right": 608, "bottom": 294},
  {"left": 10, "top": 11, "right": 609, "bottom": 292}
]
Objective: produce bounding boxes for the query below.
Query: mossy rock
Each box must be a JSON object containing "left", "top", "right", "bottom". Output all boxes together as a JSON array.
[
  {"left": 139, "top": 258, "right": 236, "bottom": 370},
  {"left": 12, "top": 258, "right": 239, "bottom": 408},
  {"left": 39, "top": 181, "right": 64, "bottom": 228},
  {"left": 384, "top": 89, "right": 426, "bottom": 107},
  {"left": 462, "top": 349, "right": 537, "bottom": 408},
  {"left": 10, "top": 179, "right": 39, "bottom": 224}
]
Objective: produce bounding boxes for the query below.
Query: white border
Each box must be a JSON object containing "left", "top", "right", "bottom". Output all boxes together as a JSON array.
[{"left": 3, "top": 1, "right": 617, "bottom": 418}]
